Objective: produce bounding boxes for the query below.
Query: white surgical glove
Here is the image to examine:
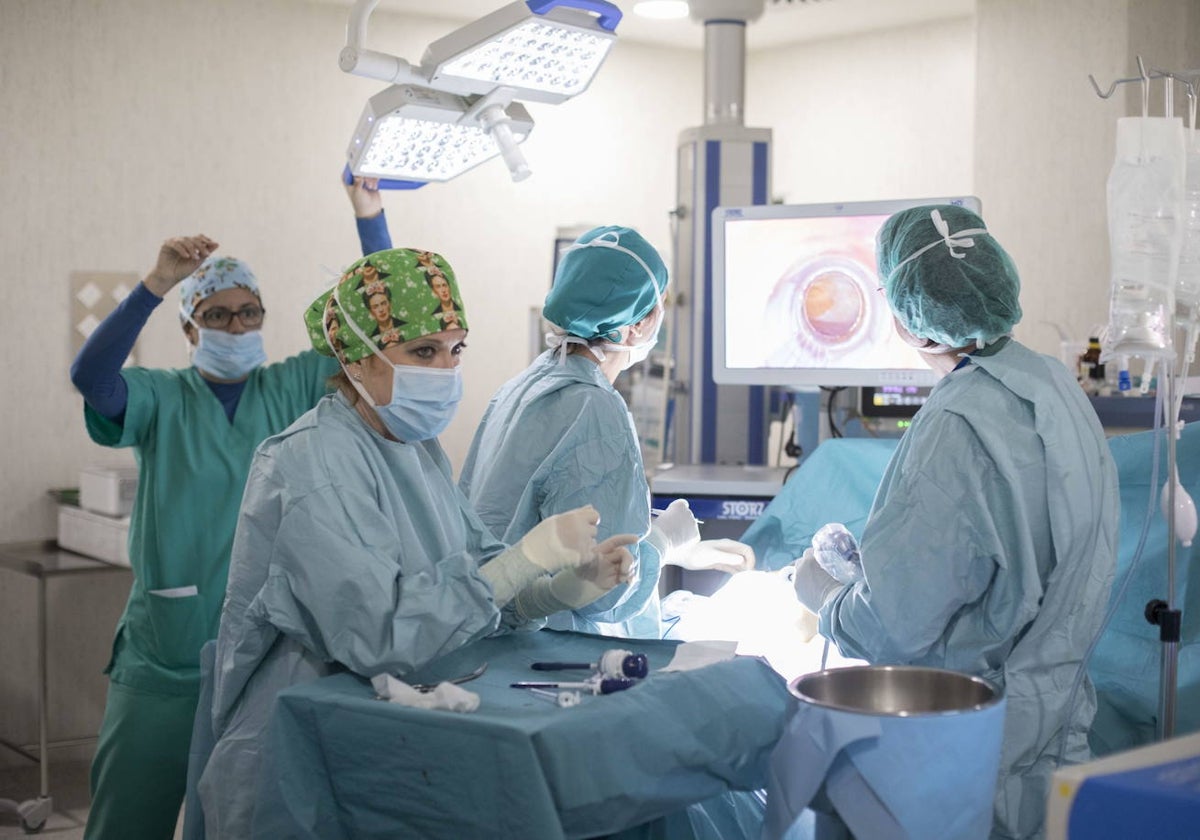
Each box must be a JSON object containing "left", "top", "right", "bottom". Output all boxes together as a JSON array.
[
  {"left": 651, "top": 499, "right": 701, "bottom": 548},
  {"left": 548, "top": 534, "right": 638, "bottom": 609},
  {"left": 792, "top": 548, "right": 844, "bottom": 614},
  {"left": 667, "top": 539, "right": 756, "bottom": 574},
  {"left": 480, "top": 506, "right": 600, "bottom": 606},
  {"left": 811, "top": 523, "right": 863, "bottom": 584},
  {"left": 646, "top": 498, "right": 700, "bottom": 562},
  {"left": 512, "top": 534, "right": 638, "bottom": 618}
]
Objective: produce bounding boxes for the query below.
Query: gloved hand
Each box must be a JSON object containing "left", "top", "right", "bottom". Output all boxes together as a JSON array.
[
  {"left": 666, "top": 539, "right": 756, "bottom": 574},
  {"left": 515, "top": 505, "right": 600, "bottom": 573},
  {"left": 792, "top": 548, "right": 844, "bottom": 614},
  {"left": 811, "top": 523, "right": 863, "bottom": 584},
  {"left": 549, "top": 534, "right": 638, "bottom": 609},
  {"left": 512, "top": 534, "right": 638, "bottom": 618},
  {"left": 480, "top": 506, "right": 600, "bottom": 606},
  {"left": 649, "top": 499, "right": 701, "bottom": 553}
]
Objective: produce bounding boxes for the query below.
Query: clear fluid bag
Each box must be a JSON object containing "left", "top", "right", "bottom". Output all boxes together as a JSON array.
[{"left": 1104, "top": 116, "right": 1186, "bottom": 359}]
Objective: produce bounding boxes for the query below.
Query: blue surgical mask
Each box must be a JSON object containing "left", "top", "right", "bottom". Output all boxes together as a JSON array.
[
  {"left": 376, "top": 365, "right": 463, "bottom": 442},
  {"left": 349, "top": 362, "right": 463, "bottom": 442},
  {"left": 192, "top": 328, "right": 267, "bottom": 380}
]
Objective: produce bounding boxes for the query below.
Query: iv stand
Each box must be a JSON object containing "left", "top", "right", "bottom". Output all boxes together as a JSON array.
[{"left": 1090, "top": 57, "right": 1200, "bottom": 740}]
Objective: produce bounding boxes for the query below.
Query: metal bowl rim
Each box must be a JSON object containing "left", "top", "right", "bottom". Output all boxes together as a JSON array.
[{"left": 787, "top": 665, "right": 1004, "bottom": 717}]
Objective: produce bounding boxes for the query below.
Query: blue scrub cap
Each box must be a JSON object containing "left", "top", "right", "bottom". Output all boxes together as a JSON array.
[
  {"left": 542, "top": 226, "right": 668, "bottom": 342},
  {"left": 877, "top": 205, "right": 1022, "bottom": 349},
  {"left": 179, "top": 256, "right": 261, "bottom": 322}
]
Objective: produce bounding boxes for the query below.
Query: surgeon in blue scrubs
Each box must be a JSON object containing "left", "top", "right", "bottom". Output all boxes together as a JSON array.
[
  {"left": 459, "top": 225, "right": 756, "bottom": 639},
  {"left": 791, "top": 205, "right": 1119, "bottom": 840}
]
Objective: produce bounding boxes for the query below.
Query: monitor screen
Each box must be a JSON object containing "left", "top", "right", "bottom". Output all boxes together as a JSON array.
[
  {"left": 711, "top": 196, "right": 981, "bottom": 388},
  {"left": 860, "top": 384, "right": 932, "bottom": 418}
]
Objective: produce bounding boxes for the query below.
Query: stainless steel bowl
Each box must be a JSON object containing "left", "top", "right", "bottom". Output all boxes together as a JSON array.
[{"left": 789, "top": 665, "right": 1002, "bottom": 717}]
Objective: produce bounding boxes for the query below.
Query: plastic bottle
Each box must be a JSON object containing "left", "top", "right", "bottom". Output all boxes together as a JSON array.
[
  {"left": 1081, "top": 337, "right": 1105, "bottom": 393},
  {"left": 1104, "top": 116, "right": 1186, "bottom": 359}
]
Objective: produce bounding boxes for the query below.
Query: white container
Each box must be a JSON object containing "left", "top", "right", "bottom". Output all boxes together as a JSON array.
[
  {"left": 79, "top": 466, "right": 139, "bottom": 517},
  {"left": 57, "top": 504, "right": 131, "bottom": 567}
]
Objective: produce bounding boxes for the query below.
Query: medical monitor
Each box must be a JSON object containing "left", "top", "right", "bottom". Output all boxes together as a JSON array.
[{"left": 712, "top": 196, "right": 982, "bottom": 388}]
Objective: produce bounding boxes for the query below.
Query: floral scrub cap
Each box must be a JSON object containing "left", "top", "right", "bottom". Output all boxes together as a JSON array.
[
  {"left": 179, "top": 256, "right": 261, "bottom": 322},
  {"left": 305, "top": 248, "right": 468, "bottom": 363}
]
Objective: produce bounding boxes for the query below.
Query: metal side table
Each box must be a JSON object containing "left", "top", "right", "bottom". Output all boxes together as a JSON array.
[{"left": 0, "top": 541, "right": 129, "bottom": 834}]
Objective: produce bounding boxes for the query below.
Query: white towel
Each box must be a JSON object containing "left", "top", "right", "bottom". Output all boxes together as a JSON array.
[{"left": 371, "top": 673, "right": 480, "bottom": 712}]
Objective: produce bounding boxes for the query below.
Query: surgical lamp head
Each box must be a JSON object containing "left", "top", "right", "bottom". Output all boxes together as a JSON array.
[
  {"left": 419, "top": 0, "right": 622, "bottom": 105},
  {"left": 344, "top": 84, "right": 534, "bottom": 188},
  {"left": 339, "top": 0, "right": 622, "bottom": 186}
]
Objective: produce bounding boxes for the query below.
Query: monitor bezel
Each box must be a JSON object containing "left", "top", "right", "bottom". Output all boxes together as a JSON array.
[{"left": 711, "top": 196, "right": 982, "bottom": 389}]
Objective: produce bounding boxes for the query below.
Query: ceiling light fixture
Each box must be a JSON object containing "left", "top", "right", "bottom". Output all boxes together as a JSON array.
[{"left": 339, "top": 0, "right": 622, "bottom": 187}]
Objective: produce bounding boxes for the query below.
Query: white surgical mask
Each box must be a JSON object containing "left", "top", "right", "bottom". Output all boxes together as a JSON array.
[
  {"left": 602, "top": 305, "right": 663, "bottom": 370},
  {"left": 190, "top": 327, "right": 267, "bottom": 380}
]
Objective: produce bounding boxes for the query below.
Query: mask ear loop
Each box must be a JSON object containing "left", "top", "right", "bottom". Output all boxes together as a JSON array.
[{"left": 326, "top": 285, "right": 400, "bottom": 409}]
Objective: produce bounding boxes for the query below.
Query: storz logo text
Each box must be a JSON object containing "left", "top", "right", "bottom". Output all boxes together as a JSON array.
[{"left": 721, "top": 500, "right": 765, "bottom": 520}]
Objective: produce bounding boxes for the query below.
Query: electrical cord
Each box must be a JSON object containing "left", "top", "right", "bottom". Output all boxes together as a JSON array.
[{"left": 821, "top": 386, "right": 845, "bottom": 438}]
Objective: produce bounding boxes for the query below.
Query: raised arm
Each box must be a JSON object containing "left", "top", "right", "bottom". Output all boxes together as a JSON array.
[
  {"left": 345, "top": 176, "right": 393, "bottom": 255},
  {"left": 70, "top": 234, "right": 219, "bottom": 420}
]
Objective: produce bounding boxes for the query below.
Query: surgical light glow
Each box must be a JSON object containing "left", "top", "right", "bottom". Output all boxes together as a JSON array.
[
  {"left": 437, "top": 21, "right": 614, "bottom": 97},
  {"left": 633, "top": 1, "right": 689, "bottom": 20},
  {"left": 358, "top": 115, "right": 528, "bottom": 182}
]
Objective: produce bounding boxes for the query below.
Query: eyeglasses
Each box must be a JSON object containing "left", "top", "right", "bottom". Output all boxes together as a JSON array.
[{"left": 198, "top": 305, "right": 266, "bottom": 329}]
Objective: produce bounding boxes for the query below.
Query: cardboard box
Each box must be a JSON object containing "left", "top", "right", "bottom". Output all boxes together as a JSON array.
[
  {"left": 57, "top": 504, "right": 130, "bottom": 567},
  {"left": 79, "top": 465, "right": 139, "bottom": 517}
]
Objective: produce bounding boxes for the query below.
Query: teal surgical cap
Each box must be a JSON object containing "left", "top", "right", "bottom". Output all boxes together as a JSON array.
[
  {"left": 542, "top": 226, "right": 669, "bottom": 342},
  {"left": 877, "top": 204, "right": 1022, "bottom": 348}
]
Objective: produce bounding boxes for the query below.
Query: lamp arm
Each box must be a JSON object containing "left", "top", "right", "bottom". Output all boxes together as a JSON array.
[
  {"left": 465, "top": 89, "right": 531, "bottom": 182},
  {"left": 339, "top": 0, "right": 426, "bottom": 85}
]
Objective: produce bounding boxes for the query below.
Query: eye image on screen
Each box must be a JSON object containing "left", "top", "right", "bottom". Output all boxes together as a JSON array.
[
  {"left": 764, "top": 247, "right": 886, "bottom": 367},
  {"left": 722, "top": 214, "right": 924, "bottom": 372}
]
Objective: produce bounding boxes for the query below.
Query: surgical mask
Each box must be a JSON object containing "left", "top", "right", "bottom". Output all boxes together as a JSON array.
[
  {"left": 546, "top": 304, "right": 664, "bottom": 369},
  {"left": 190, "top": 327, "right": 267, "bottom": 380},
  {"left": 327, "top": 286, "right": 463, "bottom": 441},
  {"left": 603, "top": 305, "right": 663, "bottom": 369},
  {"left": 370, "top": 365, "right": 463, "bottom": 442}
]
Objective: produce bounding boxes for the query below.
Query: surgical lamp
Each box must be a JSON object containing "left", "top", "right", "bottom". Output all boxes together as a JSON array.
[{"left": 339, "top": 0, "right": 621, "bottom": 187}]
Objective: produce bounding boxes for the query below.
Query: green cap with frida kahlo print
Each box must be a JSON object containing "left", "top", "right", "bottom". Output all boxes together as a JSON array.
[{"left": 305, "top": 248, "right": 468, "bottom": 363}]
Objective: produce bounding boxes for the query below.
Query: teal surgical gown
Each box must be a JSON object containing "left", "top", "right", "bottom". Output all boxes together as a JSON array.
[
  {"left": 819, "top": 340, "right": 1118, "bottom": 840},
  {"left": 199, "top": 391, "right": 504, "bottom": 838},
  {"left": 459, "top": 350, "right": 663, "bottom": 639}
]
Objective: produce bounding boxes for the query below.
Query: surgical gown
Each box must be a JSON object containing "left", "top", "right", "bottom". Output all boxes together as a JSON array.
[
  {"left": 199, "top": 392, "right": 504, "bottom": 839},
  {"left": 459, "top": 350, "right": 663, "bottom": 638},
  {"left": 819, "top": 339, "right": 1118, "bottom": 840}
]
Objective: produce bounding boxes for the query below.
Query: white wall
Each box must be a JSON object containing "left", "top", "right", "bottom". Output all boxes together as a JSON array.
[
  {"left": 0, "top": 0, "right": 699, "bottom": 544},
  {"left": 0, "top": 0, "right": 700, "bottom": 765},
  {"left": 748, "top": 16, "right": 976, "bottom": 206},
  {"left": 975, "top": 0, "right": 1198, "bottom": 355}
]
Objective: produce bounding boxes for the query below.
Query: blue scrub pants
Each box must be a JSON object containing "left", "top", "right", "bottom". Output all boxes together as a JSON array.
[{"left": 85, "top": 680, "right": 199, "bottom": 840}]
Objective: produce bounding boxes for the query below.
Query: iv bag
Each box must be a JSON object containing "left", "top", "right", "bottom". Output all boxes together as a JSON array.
[
  {"left": 1177, "top": 127, "right": 1200, "bottom": 310},
  {"left": 1104, "top": 116, "right": 1186, "bottom": 359}
]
